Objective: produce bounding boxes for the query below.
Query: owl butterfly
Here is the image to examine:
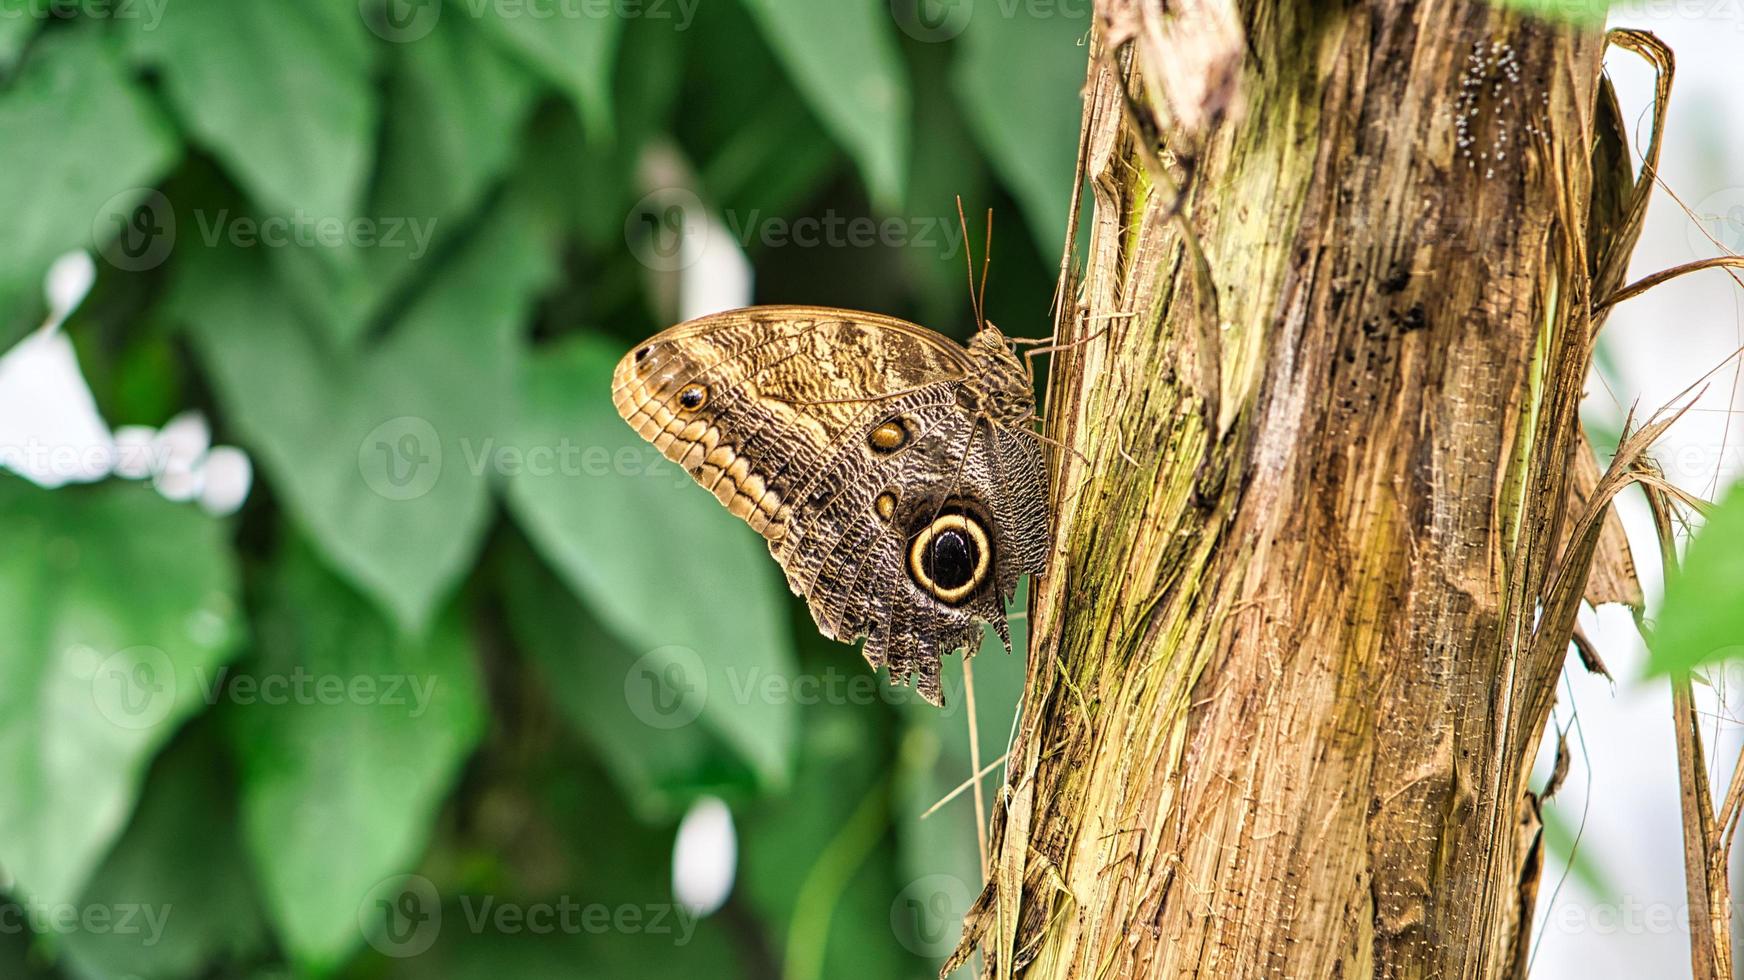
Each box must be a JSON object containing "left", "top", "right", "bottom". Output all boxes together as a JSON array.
[{"left": 611, "top": 300, "right": 1049, "bottom": 706}]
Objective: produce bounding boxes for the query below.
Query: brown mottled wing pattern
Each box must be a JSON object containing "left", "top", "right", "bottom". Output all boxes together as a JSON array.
[{"left": 611, "top": 306, "right": 1046, "bottom": 704}]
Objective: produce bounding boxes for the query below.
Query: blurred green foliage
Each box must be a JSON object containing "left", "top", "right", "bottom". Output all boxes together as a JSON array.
[
  {"left": 0, "top": 0, "right": 1086, "bottom": 976},
  {"left": 1494, "top": 0, "right": 1614, "bottom": 24},
  {"left": 1650, "top": 481, "right": 1744, "bottom": 677}
]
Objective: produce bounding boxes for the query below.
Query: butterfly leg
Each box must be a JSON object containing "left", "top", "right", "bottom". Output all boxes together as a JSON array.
[
  {"left": 1008, "top": 419, "right": 1094, "bottom": 470},
  {"left": 1015, "top": 322, "right": 1116, "bottom": 387}
]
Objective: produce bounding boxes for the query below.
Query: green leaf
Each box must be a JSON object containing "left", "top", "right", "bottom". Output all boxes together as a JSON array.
[
  {"left": 229, "top": 536, "right": 485, "bottom": 971},
  {"left": 515, "top": 17, "right": 691, "bottom": 254},
  {"left": 681, "top": 0, "right": 839, "bottom": 222},
  {"left": 1647, "top": 482, "right": 1744, "bottom": 675},
  {"left": 501, "top": 336, "right": 798, "bottom": 788},
  {"left": 179, "top": 199, "right": 556, "bottom": 631},
  {"left": 0, "top": 479, "right": 241, "bottom": 908},
  {"left": 903, "top": 37, "right": 990, "bottom": 330},
  {"left": 126, "top": 0, "right": 376, "bottom": 220},
  {"left": 611, "top": 15, "right": 687, "bottom": 158},
  {"left": 499, "top": 539, "right": 759, "bottom": 818},
  {"left": 460, "top": 0, "right": 623, "bottom": 139},
  {"left": 271, "top": 12, "right": 540, "bottom": 348},
  {"left": 364, "top": 757, "right": 743, "bottom": 979},
  {"left": 737, "top": 685, "right": 921, "bottom": 980},
  {"left": 736, "top": 0, "right": 909, "bottom": 209},
  {"left": 516, "top": 101, "right": 628, "bottom": 253},
  {"left": 0, "top": 924, "right": 58, "bottom": 980},
  {"left": 1493, "top": 0, "right": 1612, "bottom": 23},
  {"left": 60, "top": 722, "right": 269, "bottom": 980},
  {"left": 0, "top": 25, "right": 179, "bottom": 339},
  {"left": 0, "top": 13, "right": 38, "bottom": 76},
  {"left": 953, "top": 0, "right": 1087, "bottom": 257},
  {"left": 1540, "top": 798, "right": 1618, "bottom": 905},
  {"left": 374, "top": 17, "right": 540, "bottom": 227}
]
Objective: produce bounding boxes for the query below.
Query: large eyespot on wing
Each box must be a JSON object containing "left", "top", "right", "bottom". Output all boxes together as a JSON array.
[{"left": 906, "top": 511, "right": 993, "bottom": 605}]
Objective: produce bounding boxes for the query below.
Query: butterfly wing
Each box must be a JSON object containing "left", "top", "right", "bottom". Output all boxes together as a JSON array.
[
  {"left": 780, "top": 393, "right": 1047, "bottom": 703},
  {"left": 612, "top": 305, "right": 1043, "bottom": 705}
]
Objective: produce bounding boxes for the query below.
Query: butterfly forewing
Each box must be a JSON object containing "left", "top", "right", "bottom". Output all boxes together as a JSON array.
[{"left": 612, "top": 305, "right": 1047, "bottom": 705}]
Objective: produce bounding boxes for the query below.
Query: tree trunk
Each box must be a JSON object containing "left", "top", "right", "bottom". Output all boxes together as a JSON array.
[{"left": 952, "top": 2, "right": 1663, "bottom": 977}]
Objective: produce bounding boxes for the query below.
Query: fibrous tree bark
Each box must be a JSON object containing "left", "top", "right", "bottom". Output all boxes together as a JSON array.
[{"left": 951, "top": 2, "right": 1672, "bottom": 977}]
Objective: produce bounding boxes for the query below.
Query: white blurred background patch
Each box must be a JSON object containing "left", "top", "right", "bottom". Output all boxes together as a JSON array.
[
  {"left": 1532, "top": 10, "right": 1744, "bottom": 977},
  {"left": 0, "top": 250, "right": 252, "bottom": 515},
  {"left": 673, "top": 795, "right": 738, "bottom": 918}
]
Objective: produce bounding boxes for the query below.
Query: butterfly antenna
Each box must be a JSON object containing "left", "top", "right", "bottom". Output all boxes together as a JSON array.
[
  {"left": 956, "top": 196, "right": 985, "bottom": 332},
  {"left": 978, "top": 208, "right": 992, "bottom": 332}
]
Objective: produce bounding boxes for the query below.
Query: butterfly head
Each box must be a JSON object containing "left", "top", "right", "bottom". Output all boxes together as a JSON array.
[
  {"left": 962, "top": 321, "right": 1034, "bottom": 427},
  {"left": 968, "top": 321, "right": 1022, "bottom": 370}
]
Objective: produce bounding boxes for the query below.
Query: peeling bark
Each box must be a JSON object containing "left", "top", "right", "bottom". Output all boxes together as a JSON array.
[{"left": 952, "top": 4, "right": 1665, "bottom": 977}]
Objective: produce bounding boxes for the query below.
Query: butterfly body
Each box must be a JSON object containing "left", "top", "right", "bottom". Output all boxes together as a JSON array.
[{"left": 612, "top": 305, "right": 1048, "bottom": 704}]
